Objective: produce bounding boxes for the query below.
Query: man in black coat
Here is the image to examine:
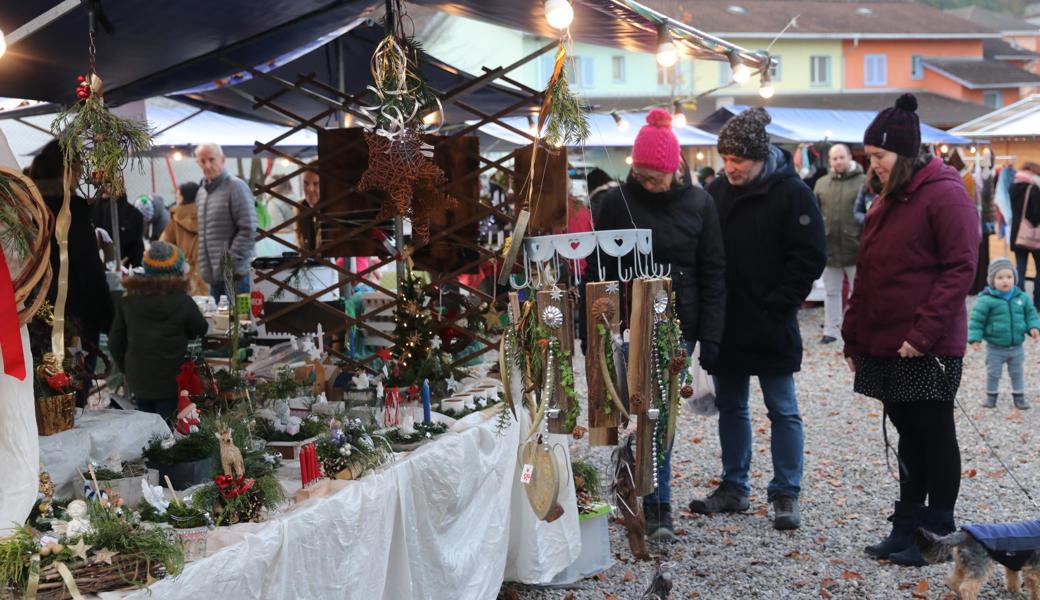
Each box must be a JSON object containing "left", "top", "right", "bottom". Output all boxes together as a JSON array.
[{"left": 689, "top": 108, "right": 826, "bottom": 531}]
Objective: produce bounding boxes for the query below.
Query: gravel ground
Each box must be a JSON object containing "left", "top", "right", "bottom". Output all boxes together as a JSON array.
[{"left": 511, "top": 304, "right": 1040, "bottom": 600}]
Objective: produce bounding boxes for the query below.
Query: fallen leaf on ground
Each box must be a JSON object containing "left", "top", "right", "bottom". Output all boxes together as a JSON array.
[
  {"left": 962, "top": 468, "right": 977, "bottom": 478},
  {"left": 841, "top": 570, "right": 863, "bottom": 581},
  {"left": 623, "top": 570, "right": 636, "bottom": 583},
  {"left": 911, "top": 579, "right": 929, "bottom": 598}
]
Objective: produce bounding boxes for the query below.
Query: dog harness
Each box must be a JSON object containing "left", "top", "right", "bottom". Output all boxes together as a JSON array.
[{"left": 963, "top": 520, "right": 1040, "bottom": 571}]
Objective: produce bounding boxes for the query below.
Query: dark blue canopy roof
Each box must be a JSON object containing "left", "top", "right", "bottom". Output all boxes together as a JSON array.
[{"left": 0, "top": 0, "right": 379, "bottom": 105}]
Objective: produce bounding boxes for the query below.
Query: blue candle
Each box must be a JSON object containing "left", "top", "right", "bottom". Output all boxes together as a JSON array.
[{"left": 422, "top": 379, "right": 432, "bottom": 425}]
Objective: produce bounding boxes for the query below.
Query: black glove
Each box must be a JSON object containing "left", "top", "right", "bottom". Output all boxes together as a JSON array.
[{"left": 698, "top": 341, "right": 721, "bottom": 370}]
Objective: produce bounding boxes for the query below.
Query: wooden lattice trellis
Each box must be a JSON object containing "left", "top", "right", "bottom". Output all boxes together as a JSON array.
[{"left": 238, "top": 36, "right": 559, "bottom": 374}]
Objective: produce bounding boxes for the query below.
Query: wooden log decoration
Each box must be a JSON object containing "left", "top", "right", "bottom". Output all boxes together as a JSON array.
[
  {"left": 536, "top": 288, "right": 573, "bottom": 435},
  {"left": 585, "top": 281, "right": 620, "bottom": 446},
  {"left": 626, "top": 277, "right": 672, "bottom": 496}
]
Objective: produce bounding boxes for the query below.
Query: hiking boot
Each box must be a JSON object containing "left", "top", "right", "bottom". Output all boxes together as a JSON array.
[
  {"left": 644, "top": 502, "right": 678, "bottom": 542},
  {"left": 865, "top": 501, "right": 921, "bottom": 559},
  {"left": 820, "top": 336, "right": 837, "bottom": 345},
  {"left": 982, "top": 394, "right": 997, "bottom": 408},
  {"left": 772, "top": 495, "right": 801, "bottom": 530},
  {"left": 688, "top": 481, "right": 750, "bottom": 514},
  {"left": 889, "top": 506, "right": 954, "bottom": 567},
  {"left": 1014, "top": 394, "right": 1031, "bottom": 410}
]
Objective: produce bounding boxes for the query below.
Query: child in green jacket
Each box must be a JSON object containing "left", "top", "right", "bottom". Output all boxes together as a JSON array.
[{"left": 968, "top": 257, "right": 1040, "bottom": 409}]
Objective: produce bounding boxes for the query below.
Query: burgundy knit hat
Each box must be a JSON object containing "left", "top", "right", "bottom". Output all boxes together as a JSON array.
[
  {"left": 863, "top": 93, "right": 921, "bottom": 158},
  {"left": 631, "top": 109, "right": 680, "bottom": 173}
]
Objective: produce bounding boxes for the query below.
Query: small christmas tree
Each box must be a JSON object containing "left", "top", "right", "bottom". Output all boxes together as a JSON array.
[{"left": 391, "top": 273, "right": 437, "bottom": 383}]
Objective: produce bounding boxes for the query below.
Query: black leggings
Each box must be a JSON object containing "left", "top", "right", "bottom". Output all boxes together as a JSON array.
[{"left": 884, "top": 401, "right": 961, "bottom": 510}]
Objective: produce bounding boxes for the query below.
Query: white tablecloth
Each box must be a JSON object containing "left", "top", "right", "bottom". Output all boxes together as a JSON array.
[
  {"left": 40, "top": 409, "right": 172, "bottom": 498},
  {"left": 123, "top": 408, "right": 580, "bottom": 600}
]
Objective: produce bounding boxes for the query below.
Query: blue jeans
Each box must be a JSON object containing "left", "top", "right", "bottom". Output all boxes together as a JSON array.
[
  {"left": 209, "top": 278, "right": 250, "bottom": 302},
  {"left": 715, "top": 373, "right": 803, "bottom": 501},
  {"left": 643, "top": 339, "right": 695, "bottom": 505},
  {"left": 986, "top": 343, "right": 1025, "bottom": 395}
]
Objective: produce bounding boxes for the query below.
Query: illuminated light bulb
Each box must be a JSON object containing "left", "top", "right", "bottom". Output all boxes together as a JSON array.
[
  {"left": 611, "top": 110, "right": 630, "bottom": 132},
  {"left": 758, "top": 70, "right": 775, "bottom": 99},
  {"left": 671, "top": 100, "right": 686, "bottom": 128},
  {"left": 279, "top": 158, "right": 292, "bottom": 167},
  {"left": 172, "top": 151, "right": 183, "bottom": 161},
  {"left": 343, "top": 113, "right": 354, "bottom": 128},
  {"left": 544, "top": 0, "right": 574, "bottom": 30},
  {"left": 0, "top": 30, "right": 6, "bottom": 60},
  {"left": 940, "top": 144, "right": 949, "bottom": 154},
  {"left": 625, "top": 155, "right": 633, "bottom": 165},
  {"left": 729, "top": 52, "right": 752, "bottom": 84},
  {"left": 970, "top": 146, "right": 977, "bottom": 154},
  {"left": 422, "top": 111, "right": 441, "bottom": 127},
  {"left": 696, "top": 151, "right": 705, "bottom": 161},
  {"left": 656, "top": 25, "right": 678, "bottom": 68}
]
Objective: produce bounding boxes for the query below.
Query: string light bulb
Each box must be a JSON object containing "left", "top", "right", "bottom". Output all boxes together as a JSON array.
[
  {"left": 656, "top": 24, "right": 678, "bottom": 68},
  {"left": 970, "top": 145, "right": 977, "bottom": 154},
  {"left": 671, "top": 100, "right": 687, "bottom": 128},
  {"left": 343, "top": 113, "right": 354, "bottom": 128},
  {"left": 544, "top": 0, "right": 574, "bottom": 30},
  {"left": 758, "top": 70, "right": 775, "bottom": 99},
  {"left": 0, "top": 30, "right": 6, "bottom": 60},
  {"left": 611, "top": 110, "right": 630, "bottom": 132},
  {"left": 625, "top": 155, "right": 633, "bottom": 165},
  {"left": 696, "top": 151, "right": 705, "bottom": 161},
  {"left": 940, "top": 144, "right": 949, "bottom": 154},
  {"left": 729, "top": 52, "right": 752, "bottom": 84},
  {"left": 172, "top": 150, "right": 183, "bottom": 161}
]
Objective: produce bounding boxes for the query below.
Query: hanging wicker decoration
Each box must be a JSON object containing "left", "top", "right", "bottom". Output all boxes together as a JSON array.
[{"left": 0, "top": 166, "right": 53, "bottom": 325}]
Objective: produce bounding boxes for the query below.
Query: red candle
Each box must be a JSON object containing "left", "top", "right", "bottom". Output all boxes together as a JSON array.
[{"left": 300, "top": 445, "right": 312, "bottom": 485}]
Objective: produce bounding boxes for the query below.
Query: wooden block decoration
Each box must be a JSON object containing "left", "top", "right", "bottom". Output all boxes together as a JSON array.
[
  {"left": 316, "top": 127, "right": 390, "bottom": 258},
  {"left": 412, "top": 134, "right": 482, "bottom": 274},
  {"left": 513, "top": 144, "right": 568, "bottom": 235},
  {"left": 585, "top": 281, "right": 620, "bottom": 447},
  {"left": 626, "top": 277, "right": 672, "bottom": 496},
  {"left": 536, "top": 288, "right": 574, "bottom": 434}
]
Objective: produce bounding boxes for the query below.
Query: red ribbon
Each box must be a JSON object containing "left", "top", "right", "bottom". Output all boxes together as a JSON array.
[{"left": 0, "top": 250, "right": 26, "bottom": 380}]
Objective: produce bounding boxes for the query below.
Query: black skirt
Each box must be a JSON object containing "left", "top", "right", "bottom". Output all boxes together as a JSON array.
[{"left": 853, "top": 355, "right": 963, "bottom": 403}]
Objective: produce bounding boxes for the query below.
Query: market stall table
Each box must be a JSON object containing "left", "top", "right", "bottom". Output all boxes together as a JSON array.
[{"left": 119, "top": 407, "right": 580, "bottom": 600}]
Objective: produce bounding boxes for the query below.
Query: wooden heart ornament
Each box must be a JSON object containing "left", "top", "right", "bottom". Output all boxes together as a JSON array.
[{"left": 520, "top": 438, "right": 563, "bottom": 522}]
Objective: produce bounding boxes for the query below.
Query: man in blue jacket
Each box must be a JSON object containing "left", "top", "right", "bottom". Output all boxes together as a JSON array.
[{"left": 689, "top": 108, "right": 827, "bottom": 530}]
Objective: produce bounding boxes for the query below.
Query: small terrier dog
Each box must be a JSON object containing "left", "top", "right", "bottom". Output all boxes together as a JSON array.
[{"left": 916, "top": 526, "right": 1040, "bottom": 600}]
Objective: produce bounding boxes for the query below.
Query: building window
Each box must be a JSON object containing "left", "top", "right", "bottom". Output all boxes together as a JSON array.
[
  {"left": 810, "top": 55, "right": 831, "bottom": 86},
  {"left": 984, "top": 90, "right": 1004, "bottom": 109},
  {"left": 612, "top": 56, "right": 626, "bottom": 83},
  {"left": 571, "top": 56, "right": 595, "bottom": 88},
  {"left": 769, "top": 56, "right": 782, "bottom": 81},
  {"left": 717, "top": 61, "right": 729, "bottom": 84},
  {"left": 864, "top": 54, "right": 888, "bottom": 86},
  {"left": 659, "top": 63, "right": 679, "bottom": 87},
  {"left": 911, "top": 55, "right": 924, "bottom": 80},
  {"left": 539, "top": 53, "right": 555, "bottom": 83}
]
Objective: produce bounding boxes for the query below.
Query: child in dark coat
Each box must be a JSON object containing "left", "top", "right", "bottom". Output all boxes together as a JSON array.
[
  {"left": 968, "top": 257, "right": 1040, "bottom": 409},
  {"left": 109, "top": 241, "right": 208, "bottom": 418}
]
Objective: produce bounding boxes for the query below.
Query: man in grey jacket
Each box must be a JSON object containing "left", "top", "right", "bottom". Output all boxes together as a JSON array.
[{"left": 195, "top": 143, "right": 257, "bottom": 300}]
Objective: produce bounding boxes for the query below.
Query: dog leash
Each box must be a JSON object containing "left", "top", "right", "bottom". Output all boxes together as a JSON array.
[{"left": 933, "top": 356, "right": 1040, "bottom": 511}]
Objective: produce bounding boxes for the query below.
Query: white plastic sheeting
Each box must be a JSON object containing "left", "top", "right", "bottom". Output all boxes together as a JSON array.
[
  {"left": 123, "top": 409, "right": 580, "bottom": 600},
  {"left": 0, "top": 327, "right": 38, "bottom": 536},
  {"left": 40, "top": 410, "right": 172, "bottom": 499}
]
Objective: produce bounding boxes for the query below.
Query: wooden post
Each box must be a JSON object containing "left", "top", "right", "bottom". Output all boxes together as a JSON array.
[
  {"left": 626, "top": 277, "right": 672, "bottom": 496},
  {"left": 585, "top": 281, "right": 619, "bottom": 446},
  {"left": 536, "top": 288, "right": 573, "bottom": 434}
]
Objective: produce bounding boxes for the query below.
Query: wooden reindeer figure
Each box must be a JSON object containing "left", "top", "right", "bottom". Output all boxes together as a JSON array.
[{"left": 216, "top": 426, "right": 246, "bottom": 480}]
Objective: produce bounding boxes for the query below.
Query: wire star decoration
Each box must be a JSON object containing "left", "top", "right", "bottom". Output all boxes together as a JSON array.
[
  {"left": 550, "top": 287, "right": 564, "bottom": 301},
  {"left": 606, "top": 281, "right": 619, "bottom": 295}
]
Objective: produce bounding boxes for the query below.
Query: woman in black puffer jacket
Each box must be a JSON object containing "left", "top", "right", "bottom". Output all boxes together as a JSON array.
[{"left": 584, "top": 109, "right": 726, "bottom": 542}]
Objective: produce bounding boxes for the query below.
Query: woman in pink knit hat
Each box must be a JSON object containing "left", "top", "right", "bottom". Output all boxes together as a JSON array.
[{"left": 584, "top": 108, "right": 726, "bottom": 542}]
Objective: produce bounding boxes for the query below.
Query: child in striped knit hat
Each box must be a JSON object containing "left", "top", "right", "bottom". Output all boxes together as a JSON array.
[{"left": 109, "top": 241, "right": 209, "bottom": 419}]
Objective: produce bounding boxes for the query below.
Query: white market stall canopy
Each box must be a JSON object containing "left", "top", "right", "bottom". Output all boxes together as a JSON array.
[
  {"left": 478, "top": 111, "right": 718, "bottom": 148},
  {"left": 701, "top": 105, "right": 972, "bottom": 145},
  {"left": 951, "top": 95, "right": 1040, "bottom": 139}
]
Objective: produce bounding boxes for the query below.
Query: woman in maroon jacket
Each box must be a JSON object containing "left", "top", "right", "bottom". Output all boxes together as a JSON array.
[{"left": 842, "top": 94, "right": 980, "bottom": 567}]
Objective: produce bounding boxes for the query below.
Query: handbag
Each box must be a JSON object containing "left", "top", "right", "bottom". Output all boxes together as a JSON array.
[
  {"left": 682, "top": 343, "right": 717, "bottom": 417},
  {"left": 1015, "top": 184, "right": 1040, "bottom": 250}
]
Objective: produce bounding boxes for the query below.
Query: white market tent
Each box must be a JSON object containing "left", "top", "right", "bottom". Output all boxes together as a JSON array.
[
  {"left": 477, "top": 111, "right": 718, "bottom": 149},
  {"left": 951, "top": 94, "right": 1040, "bottom": 139}
]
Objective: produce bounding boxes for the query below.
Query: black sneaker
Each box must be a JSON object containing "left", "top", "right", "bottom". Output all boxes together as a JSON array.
[
  {"left": 1014, "top": 394, "right": 1031, "bottom": 410},
  {"left": 689, "top": 482, "right": 750, "bottom": 514},
  {"left": 982, "top": 394, "right": 997, "bottom": 408},
  {"left": 772, "top": 495, "right": 801, "bottom": 530},
  {"left": 644, "top": 502, "right": 678, "bottom": 542},
  {"left": 820, "top": 336, "right": 837, "bottom": 345}
]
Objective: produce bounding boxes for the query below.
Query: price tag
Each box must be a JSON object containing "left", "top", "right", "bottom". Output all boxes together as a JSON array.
[{"left": 520, "top": 463, "right": 534, "bottom": 484}]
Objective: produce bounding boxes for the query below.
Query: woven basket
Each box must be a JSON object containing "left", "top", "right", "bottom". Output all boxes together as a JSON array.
[
  {"left": 21, "top": 554, "right": 169, "bottom": 600},
  {"left": 35, "top": 393, "right": 75, "bottom": 436},
  {"left": 0, "top": 165, "right": 54, "bottom": 325}
]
